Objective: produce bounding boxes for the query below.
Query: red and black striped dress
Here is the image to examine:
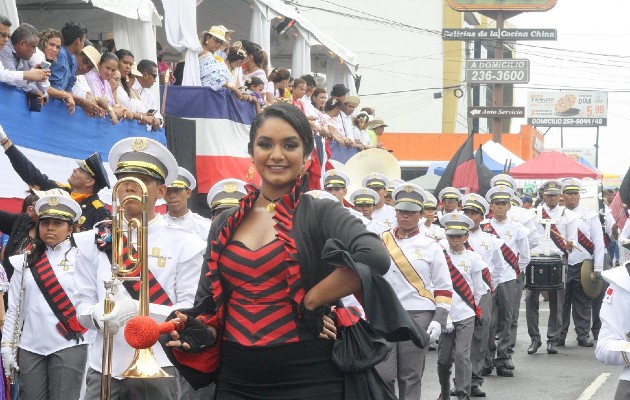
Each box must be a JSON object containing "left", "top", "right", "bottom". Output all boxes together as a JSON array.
[{"left": 215, "top": 238, "right": 343, "bottom": 399}]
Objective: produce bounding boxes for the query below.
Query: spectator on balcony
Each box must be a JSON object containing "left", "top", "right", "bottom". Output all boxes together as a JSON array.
[
  {"left": 225, "top": 41, "right": 246, "bottom": 88},
  {"left": 320, "top": 98, "right": 346, "bottom": 143},
  {"left": 72, "top": 44, "right": 102, "bottom": 116},
  {"left": 38, "top": 29, "right": 62, "bottom": 63},
  {"left": 308, "top": 87, "right": 327, "bottom": 135},
  {"left": 0, "top": 22, "right": 50, "bottom": 101},
  {"left": 265, "top": 68, "right": 290, "bottom": 104},
  {"left": 85, "top": 52, "right": 125, "bottom": 124},
  {"left": 115, "top": 49, "right": 144, "bottom": 112},
  {"left": 215, "top": 24, "right": 234, "bottom": 61},
  {"left": 300, "top": 74, "right": 318, "bottom": 118},
  {"left": 156, "top": 41, "right": 174, "bottom": 85},
  {"left": 199, "top": 26, "right": 243, "bottom": 99},
  {"left": 133, "top": 59, "right": 163, "bottom": 130},
  {"left": 244, "top": 76, "right": 264, "bottom": 113},
  {"left": 0, "top": 16, "right": 49, "bottom": 86},
  {"left": 291, "top": 78, "right": 306, "bottom": 113},
  {"left": 368, "top": 118, "right": 388, "bottom": 148},
  {"left": 46, "top": 22, "right": 98, "bottom": 115},
  {"left": 340, "top": 96, "right": 360, "bottom": 144},
  {"left": 242, "top": 39, "right": 268, "bottom": 87},
  {"left": 354, "top": 111, "right": 373, "bottom": 148},
  {"left": 311, "top": 87, "right": 327, "bottom": 112}
]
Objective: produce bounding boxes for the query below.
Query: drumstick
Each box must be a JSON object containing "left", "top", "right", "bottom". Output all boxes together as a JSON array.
[{"left": 550, "top": 229, "right": 582, "bottom": 252}]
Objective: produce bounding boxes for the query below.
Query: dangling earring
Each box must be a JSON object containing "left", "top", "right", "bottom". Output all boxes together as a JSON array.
[{"left": 246, "top": 162, "right": 255, "bottom": 180}]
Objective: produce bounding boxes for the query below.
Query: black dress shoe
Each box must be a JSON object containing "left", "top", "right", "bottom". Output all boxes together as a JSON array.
[
  {"left": 496, "top": 366, "right": 514, "bottom": 377},
  {"left": 471, "top": 386, "right": 486, "bottom": 397},
  {"left": 480, "top": 366, "right": 493, "bottom": 376},
  {"left": 450, "top": 388, "right": 458, "bottom": 396},
  {"left": 457, "top": 391, "right": 471, "bottom": 400},
  {"left": 547, "top": 342, "right": 558, "bottom": 354},
  {"left": 527, "top": 340, "right": 542, "bottom": 354},
  {"left": 578, "top": 338, "right": 594, "bottom": 347},
  {"left": 556, "top": 338, "right": 565, "bottom": 347},
  {"left": 506, "top": 359, "right": 515, "bottom": 370}
]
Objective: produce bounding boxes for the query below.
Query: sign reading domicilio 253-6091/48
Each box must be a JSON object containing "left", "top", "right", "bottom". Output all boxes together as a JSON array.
[{"left": 527, "top": 91, "right": 608, "bottom": 127}]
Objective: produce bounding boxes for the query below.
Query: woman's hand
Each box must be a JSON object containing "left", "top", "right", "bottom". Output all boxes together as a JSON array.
[
  {"left": 166, "top": 312, "right": 191, "bottom": 350},
  {"left": 166, "top": 311, "right": 217, "bottom": 352},
  {"left": 319, "top": 314, "right": 337, "bottom": 340}
]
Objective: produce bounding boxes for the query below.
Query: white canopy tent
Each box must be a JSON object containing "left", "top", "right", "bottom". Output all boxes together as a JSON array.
[{"left": 158, "top": 0, "right": 359, "bottom": 93}]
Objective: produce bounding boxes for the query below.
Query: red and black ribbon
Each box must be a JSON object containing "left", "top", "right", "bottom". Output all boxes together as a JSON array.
[
  {"left": 482, "top": 223, "right": 520, "bottom": 276},
  {"left": 30, "top": 253, "right": 87, "bottom": 342},
  {"left": 577, "top": 229, "right": 595, "bottom": 255},
  {"left": 603, "top": 232, "right": 611, "bottom": 248},
  {"left": 121, "top": 234, "right": 173, "bottom": 306},
  {"left": 541, "top": 208, "right": 568, "bottom": 256},
  {"left": 443, "top": 250, "right": 476, "bottom": 313},
  {"left": 464, "top": 241, "right": 493, "bottom": 294}
]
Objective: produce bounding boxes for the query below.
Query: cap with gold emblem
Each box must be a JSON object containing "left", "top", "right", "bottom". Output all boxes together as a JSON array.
[
  {"left": 438, "top": 187, "right": 462, "bottom": 202},
  {"left": 387, "top": 179, "right": 405, "bottom": 195},
  {"left": 561, "top": 177, "right": 581, "bottom": 194},
  {"left": 350, "top": 187, "right": 379, "bottom": 206},
  {"left": 168, "top": 167, "right": 197, "bottom": 190},
  {"left": 305, "top": 190, "right": 339, "bottom": 202},
  {"left": 423, "top": 192, "right": 438, "bottom": 209},
  {"left": 541, "top": 180, "right": 563, "bottom": 195},
  {"left": 362, "top": 172, "right": 389, "bottom": 190},
  {"left": 485, "top": 185, "right": 515, "bottom": 203},
  {"left": 75, "top": 152, "right": 111, "bottom": 190},
  {"left": 462, "top": 193, "right": 489, "bottom": 215},
  {"left": 108, "top": 137, "right": 178, "bottom": 185},
  {"left": 207, "top": 179, "right": 247, "bottom": 213},
  {"left": 323, "top": 169, "right": 350, "bottom": 189},
  {"left": 490, "top": 173, "right": 516, "bottom": 190},
  {"left": 35, "top": 193, "right": 82, "bottom": 223},
  {"left": 439, "top": 213, "right": 474, "bottom": 236},
  {"left": 392, "top": 183, "right": 426, "bottom": 212}
]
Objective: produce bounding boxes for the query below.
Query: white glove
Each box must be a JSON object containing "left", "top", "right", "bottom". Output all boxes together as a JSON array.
[
  {"left": 0, "top": 124, "right": 7, "bottom": 142},
  {"left": 1, "top": 346, "right": 17, "bottom": 377},
  {"left": 427, "top": 320, "right": 442, "bottom": 343},
  {"left": 99, "top": 287, "right": 138, "bottom": 335},
  {"left": 444, "top": 316, "right": 454, "bottom": 334}
]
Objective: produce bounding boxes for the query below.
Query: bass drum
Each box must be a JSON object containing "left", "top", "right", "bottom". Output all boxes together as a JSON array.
[{"left": 525, "top": 255, "right": 565, "bottom": 290}]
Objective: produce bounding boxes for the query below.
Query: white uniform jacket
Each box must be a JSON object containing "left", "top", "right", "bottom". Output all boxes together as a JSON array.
[
  {"left": 467, "top": 228, "right": 507, "bottom": 291},
  {"left": 596, "top": 266, "right": 630, "bottom": 381},
  {"left": 509, "top": 206, "right": 540, "bottom": 249},
  {"left": 372, "top": 204, "right": 397, "bottom": 230},
  {"left": 420, "top": 220, "right": 446, "bottom": 241},
  {"left": 567, "top": 205, "right": 606, "bottom": 271},
  {"left": 439, "top": 244, "right": 488, "bottom": 323},
  {"left": 164, "top": 211, "right": 212, "bottom": 242},
  {"left": 2, "top": 240, "right": 85, "bottom": 355},
  {"left": 74, "top": 215, "right": 206, "bottom": 378},
  {"left": 531, "top": 204, "right": 579, "bottom": 258},
  {"left": 484, "top": 217, "right": 531, "bottom": 283},
  {"left": 382, "top": 229, "right": 452, "bottom": 313}
]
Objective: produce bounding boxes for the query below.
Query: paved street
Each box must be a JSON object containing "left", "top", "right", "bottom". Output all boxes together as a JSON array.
[{"left": 418, "top": 294, "right": 619, "bottom": 400}]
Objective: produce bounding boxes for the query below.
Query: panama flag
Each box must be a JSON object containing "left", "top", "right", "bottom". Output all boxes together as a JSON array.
[
  {"left": 164, "top": 86, "right": 257, "bottom": 194},
  {"left": 0, "top": 83, "right": 165, "bottom": 213}
]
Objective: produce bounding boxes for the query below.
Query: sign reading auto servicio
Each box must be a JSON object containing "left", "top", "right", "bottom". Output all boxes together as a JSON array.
[{"left": 527, "top": 91, "right": 608, "bottom": 127}]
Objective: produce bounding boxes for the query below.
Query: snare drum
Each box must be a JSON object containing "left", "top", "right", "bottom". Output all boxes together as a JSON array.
[{"left": 525, "top": 255, "right": 565, "bottom": 290}]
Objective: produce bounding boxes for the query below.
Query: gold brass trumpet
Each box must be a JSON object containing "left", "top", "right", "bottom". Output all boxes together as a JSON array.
[{"left": 100, "top": 177, "right": 170, "bottom": 400}]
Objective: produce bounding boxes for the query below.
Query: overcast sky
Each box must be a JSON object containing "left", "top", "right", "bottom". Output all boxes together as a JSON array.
[{"left": 510, "top": 0, "right": 630, "bottom": 175}]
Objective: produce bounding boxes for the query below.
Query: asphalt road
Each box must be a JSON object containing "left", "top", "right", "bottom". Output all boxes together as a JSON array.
[{"left": 418, "top": 295, "right": 619, "bottom": 400}]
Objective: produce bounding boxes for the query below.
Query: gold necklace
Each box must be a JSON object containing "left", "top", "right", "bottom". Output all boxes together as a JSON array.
[{"left": 261, "top": 193, "right": 282, "bottom": 212}]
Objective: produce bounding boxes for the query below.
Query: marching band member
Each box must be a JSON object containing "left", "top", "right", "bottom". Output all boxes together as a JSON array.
[
  {"left": 363, "top": 173, "right": 396, "bottom": 229},
  {"left": 164, "top": 167, "right": 211, "bottom": 241},
  {"left": 437, "top": 213, "right": 487, "bottom": 400},
  {"left": 557, "top": 178, "right": 605, "bottom": 347},
  {"left": 349, "top": 187, "right": 389, "bottom": 235},
  {"left": 1, "top": 193, "right": 88, "bottom": 400},
  {"left": 323, "top": 169, "right": 367, "bottom": 222},
  {"left": 206, "top": 179, "right": 247, "bottom": 220},
  {"left": 420, "top": 192, "right": 445, "bottom": 241},
  {"left": 483, "top": 185, "right": 530, "bottom": 376},
  {"left": 527, "top": 180, "right": 578, "bottom": 356},
  {"left": 376, "top": 183, "right": 453, "bottom": 400},
  {"left": 385, "top": 178, "right": 405, "bottom": 207},
  {"left": 73, "top": 137, "right": 206, "bottom": 400},
  {"left": 438, "top": 187, "right": 462, "bottom": 219},
  {"left": 461, "top": 194, "right": 506, "bottom": 396}
]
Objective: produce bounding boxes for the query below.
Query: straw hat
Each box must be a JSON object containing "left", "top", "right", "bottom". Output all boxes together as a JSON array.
[
  {"left": 82, "top": 45, "right": 101, "bottom": 69},
  {"left": 204, "top": 26, "right": 227, "bottom": 43}
]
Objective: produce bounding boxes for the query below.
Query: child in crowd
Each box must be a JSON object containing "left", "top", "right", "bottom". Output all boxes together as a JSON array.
[
  {"left": 244, "top": 76, "right": 265, "bottom": 113},
  {"left": 291, "top": 78, "right": 306, "bottom": 114}
]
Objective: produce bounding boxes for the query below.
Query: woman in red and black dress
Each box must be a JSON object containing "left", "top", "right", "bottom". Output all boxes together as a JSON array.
[{"left": 164, "top": 103, "right": 424, "bottom": 399}]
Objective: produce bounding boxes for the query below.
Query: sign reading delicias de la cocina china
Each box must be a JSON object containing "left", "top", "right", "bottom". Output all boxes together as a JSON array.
[{"left": 527, "top": 91, "right": 608, "bottom": 127}]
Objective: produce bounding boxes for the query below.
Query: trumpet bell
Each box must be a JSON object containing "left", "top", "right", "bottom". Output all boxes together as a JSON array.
[{"left": 122, "top": 348, "right": 172, "bottom": 378}]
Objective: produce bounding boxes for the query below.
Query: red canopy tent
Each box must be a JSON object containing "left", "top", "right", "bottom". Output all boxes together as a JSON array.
[{"left": 509, "top": 151, "right": 601, "bottom": 179}]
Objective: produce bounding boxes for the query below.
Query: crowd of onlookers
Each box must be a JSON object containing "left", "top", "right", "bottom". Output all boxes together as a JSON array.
[{"left": 0, "top": 18, "right": 389, "bottom": 150}]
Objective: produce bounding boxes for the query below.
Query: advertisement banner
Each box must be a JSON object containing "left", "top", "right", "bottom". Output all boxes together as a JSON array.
[
  {"left": 446, "top": 0, "right": 557, "bottom": 11},
  {"left": 527, "top": 91, "right": 608, "bottom": 127}
]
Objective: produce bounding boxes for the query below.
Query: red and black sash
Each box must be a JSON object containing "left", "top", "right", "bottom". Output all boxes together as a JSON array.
[
  {"left": 443, "top": 250, "right": 476, "bottom": 313},
  {"left": 121, "top": 234, "right": 173, "bottom": 306},
  {"left": 481, "top": 223, "right": 520, "bottom": 276},
  {"left": 603, "top": 232, "right": 611, "bottom": 248},
  {"left": 30, "top": 253, "right": 87, "bottom": 342},
  {"left": 541, "top": 208, "right": 568, "bottom": 256},
  {"left": 577, "top": 229, "right": 595, "bottom": 255},
  {"left": 464, "top": 241, "right": 493, "bottom": 293}
]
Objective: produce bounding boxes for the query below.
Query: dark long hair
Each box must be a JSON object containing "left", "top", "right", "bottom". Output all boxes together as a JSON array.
[
  {"left": 27, "top": 219, "right": 76, "bottom": 266},
  {"left": 115, "top": 49, "right": 134, "bottom": 96},
  {"left": 248, "top": 103, "right": 314, "bottom": 158}
]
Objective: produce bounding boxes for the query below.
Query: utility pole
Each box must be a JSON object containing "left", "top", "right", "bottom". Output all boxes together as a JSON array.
[{"left": 491, "top": 11, "right": 504, "bottom": 143}]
